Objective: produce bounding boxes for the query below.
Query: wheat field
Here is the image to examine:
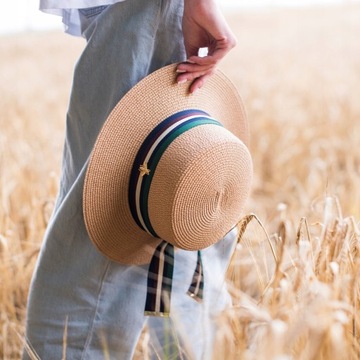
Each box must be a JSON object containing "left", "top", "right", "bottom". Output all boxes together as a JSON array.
[{"left": 1, "top": 4, "right": 360, "bottom": 359}]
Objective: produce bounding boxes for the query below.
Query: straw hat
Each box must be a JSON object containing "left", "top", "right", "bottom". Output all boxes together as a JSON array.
[{"left": 83, "top": 63, "right": 253, "bottom": 265}]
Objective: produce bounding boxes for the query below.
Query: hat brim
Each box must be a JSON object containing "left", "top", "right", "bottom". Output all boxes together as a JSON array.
[{"left": 83, "top": 63, "right": 249, "bottom": 265}]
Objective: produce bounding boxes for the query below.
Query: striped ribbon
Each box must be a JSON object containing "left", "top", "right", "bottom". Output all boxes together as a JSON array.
[
  {"left": 144, "top": 241, "right": 205, "bottom": 316},
  {"left": 187, "top": 250, "right": 204, "bottom": 302},
  {"left": 144, "top": 241, "right": 174, "bottom": 316},
  {"left": 128, "top": 109, "right": 222, "bottom": 316}
]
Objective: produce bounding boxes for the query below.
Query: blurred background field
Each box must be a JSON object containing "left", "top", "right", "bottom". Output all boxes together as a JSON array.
[{"left": 1, "top": 3, "right": 360, "bottom": 359}]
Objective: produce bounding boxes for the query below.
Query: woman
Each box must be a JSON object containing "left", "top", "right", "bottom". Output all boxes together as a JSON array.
[{"left": 23, "top": 0, "right": 238, "bottom": 358}]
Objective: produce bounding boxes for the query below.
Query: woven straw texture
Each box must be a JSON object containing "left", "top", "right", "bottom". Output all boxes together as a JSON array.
[{"left": 83, "top": 64, "right": 252, "bottom": 265}]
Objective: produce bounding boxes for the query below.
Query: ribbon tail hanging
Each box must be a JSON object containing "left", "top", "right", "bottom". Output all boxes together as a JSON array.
[
  {"left": 187, "top": 250, "right": 204, "bottom": 302},
  {"left": 144, "top": 241, "right": 174, "bottom": 317}
]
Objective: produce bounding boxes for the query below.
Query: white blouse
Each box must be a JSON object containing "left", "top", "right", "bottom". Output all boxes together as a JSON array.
[{"left": 39, "top": 0, "right": 127, "bottom": 36}]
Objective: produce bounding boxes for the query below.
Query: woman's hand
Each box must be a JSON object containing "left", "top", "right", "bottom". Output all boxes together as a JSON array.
[{"left": 177, "top": 0, "right": 237, "bottom": 93}]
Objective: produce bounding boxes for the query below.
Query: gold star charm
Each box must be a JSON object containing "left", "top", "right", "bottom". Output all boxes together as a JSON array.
[{"left": 139, "top": 162, "right": 150, "bottom": 177}]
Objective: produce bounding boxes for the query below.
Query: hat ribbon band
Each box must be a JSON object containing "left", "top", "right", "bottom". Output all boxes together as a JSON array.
[
  {"left": 128, "top": 109, "right": 223, "bottom": 238},
  {"left": 145, "top": 241, "right": 204, "bottom": 316}
]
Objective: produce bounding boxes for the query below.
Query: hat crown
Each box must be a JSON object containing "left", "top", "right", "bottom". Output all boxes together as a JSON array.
[{"left": 127, "top": 109, "right": 252, "bottom": 250}]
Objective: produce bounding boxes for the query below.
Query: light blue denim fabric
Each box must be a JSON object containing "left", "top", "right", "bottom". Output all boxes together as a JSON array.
[{"left": 23, "top": 1, "right": 237, "bottom": 359}]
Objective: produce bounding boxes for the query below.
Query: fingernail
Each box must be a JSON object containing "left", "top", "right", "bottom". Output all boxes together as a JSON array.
[
  {"left": 186, "top": 59, "right": 196, "bottom": 64},
  {"left": 178, "top": 79, "right": 188, "bottom": 85},
  {"left": 176, "top": 69, "right": 186, "bottom": 73}
]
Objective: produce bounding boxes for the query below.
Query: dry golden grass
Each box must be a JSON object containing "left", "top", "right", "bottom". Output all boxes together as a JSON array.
[{"left": 1, "top": 4, "right": 360, "bottom": 359}]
